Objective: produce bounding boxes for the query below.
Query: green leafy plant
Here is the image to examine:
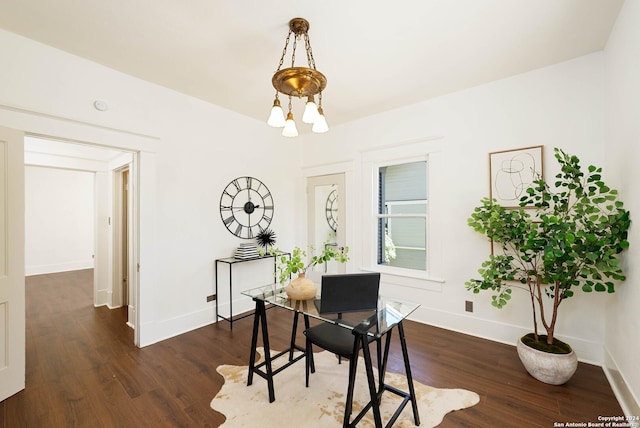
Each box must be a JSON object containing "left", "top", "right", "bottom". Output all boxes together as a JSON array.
[
  {"left": 466, "top": 148, "right": 631, "bottom": 350},
  {"left": 272, "top": 243, "right": 349, "bottom": 285}
]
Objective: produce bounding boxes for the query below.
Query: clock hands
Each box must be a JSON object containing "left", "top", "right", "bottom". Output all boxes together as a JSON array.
[{"left": 231, "top": 205, "right": 260, "bottom": 210}]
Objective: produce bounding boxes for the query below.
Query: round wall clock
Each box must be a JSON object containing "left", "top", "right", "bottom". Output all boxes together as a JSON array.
[
  {"left": 219, "top": 176, "right": 274, "bottom": 239},
  {"left": 325, "top": 189, "right": 338, "bottom": 232}
]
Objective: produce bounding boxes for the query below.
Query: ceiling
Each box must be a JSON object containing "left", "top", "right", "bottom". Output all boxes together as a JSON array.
[{"left": 0, "top": 0, "right": 624, "bottom": 127}]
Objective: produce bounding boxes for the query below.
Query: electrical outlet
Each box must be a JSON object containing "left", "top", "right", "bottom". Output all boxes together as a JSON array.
[
  {"left": 207, "top": 294, "right": 216, "bottom": 302},
  {"left": 465, "top": 300, "right": 473, "bottom": 312}
]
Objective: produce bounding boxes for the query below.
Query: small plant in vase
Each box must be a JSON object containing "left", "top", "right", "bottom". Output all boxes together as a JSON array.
[{"left": 272, "top": 243, "right": 349, "bottom": 300}]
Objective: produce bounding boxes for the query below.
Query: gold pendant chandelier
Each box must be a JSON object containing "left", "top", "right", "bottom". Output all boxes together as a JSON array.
[{"left": 267, "top": 18, "right": 328, "bottom": 137}]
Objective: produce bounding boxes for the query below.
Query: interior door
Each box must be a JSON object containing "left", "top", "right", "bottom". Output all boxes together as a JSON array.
[{"left": 0, "top": 126, "right": 25, "bottom": 401}]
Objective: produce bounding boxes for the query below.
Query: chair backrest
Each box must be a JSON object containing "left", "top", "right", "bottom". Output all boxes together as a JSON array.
[{"left": 317, "top": 273, "right": 380, "bottom": 314}]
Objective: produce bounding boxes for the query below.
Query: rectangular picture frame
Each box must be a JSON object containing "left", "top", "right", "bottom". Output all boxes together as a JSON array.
[{"left": 489, "top": 145, "right": 544, "bottom": 208}]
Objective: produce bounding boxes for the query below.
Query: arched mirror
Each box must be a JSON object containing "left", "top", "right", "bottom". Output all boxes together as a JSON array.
[{"left": 306, "top": 173, "right": 346, "bottom": 275}]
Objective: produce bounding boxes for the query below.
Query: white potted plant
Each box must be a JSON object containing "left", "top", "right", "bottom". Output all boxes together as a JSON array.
[{"left": 466, "top": 148, "right": 631, "bottom": 384}]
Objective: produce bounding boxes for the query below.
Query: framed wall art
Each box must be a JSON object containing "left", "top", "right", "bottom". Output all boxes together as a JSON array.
[{"left": 489, "top": 145, "right": 544, "bottom": 208}]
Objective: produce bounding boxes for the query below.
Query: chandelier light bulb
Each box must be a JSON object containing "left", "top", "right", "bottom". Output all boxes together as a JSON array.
[
  {"left": 267, "top": 98, "right": 286, "bottom": 127},
  {"left": 312, "top": 107, "right": 329, "bottom": 133},
  {"left": 282, "top": 112, "right": 299, "bottom": 137},
  {"left": 302, "top": 96, "right": 320, "bottom": 124}
]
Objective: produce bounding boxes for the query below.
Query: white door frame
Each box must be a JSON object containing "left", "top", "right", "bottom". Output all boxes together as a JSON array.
[
  {"left": 112, "top": 166, "right": 127, "bottom": 309},
  {"left": 0, "top": 103, "right": 157, "bottom": 347},
  {"left": 112, "top": 164, "right": 137, "bottom": 329}
]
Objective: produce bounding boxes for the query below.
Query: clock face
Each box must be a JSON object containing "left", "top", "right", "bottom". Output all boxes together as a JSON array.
[
  {"left": 220, "top": 176, "right": 274, "bottom": 239},
  {"left": 325, "top": 189, "right": 338, "bottom": 232}
]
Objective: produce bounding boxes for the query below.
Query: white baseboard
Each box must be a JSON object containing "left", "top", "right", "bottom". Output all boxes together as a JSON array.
[
  {"left": 138, "top": 296, "right": 606, "bottom": 364},
  {"left": 128, "top": 305, "right": 135, "bottom": 329},
  {"left": 103, "top": 302, "right": 135, "bottom": 329},
  {"left": 136, "top": 296, "right": 607, "bottom": 365},
  {"left": 95, "top": 288, "right": 109, "bottom": 307},
  {"left": 138, "top": 296, "right": 256, "bottom": 347},
  {"left": 26, "top": 260, "right": 94, "bottom": 276},
  {"left": 214, "top": 297, "right": 254, "bottom": 324},
  {"left": 603, "top": 350, "right": 640, "bottom": 417},
  {"left": 139, "top": 306, "right": 216, "bottom": 347},
  {"left": 409, "top": 306, "right": 604, "bottom": 364}
]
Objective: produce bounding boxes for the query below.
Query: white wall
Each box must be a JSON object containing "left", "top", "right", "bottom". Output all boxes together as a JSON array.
[
  {"left": 603, "top": 0, "right": 640, "bottom": 416},
  {"left": 303, "top": 52, "right": 610, "bottom": 364},
  {"left": 24, "top": 166, "right": 95, "bottom": 275},
  {"left": 0, "top": 28, "right": 302, "bottom": 346}
]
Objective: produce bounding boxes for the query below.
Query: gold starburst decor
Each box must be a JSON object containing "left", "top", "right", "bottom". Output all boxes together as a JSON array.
[{"left": 267, "top": 18, "right": 329, "bottom": 137}]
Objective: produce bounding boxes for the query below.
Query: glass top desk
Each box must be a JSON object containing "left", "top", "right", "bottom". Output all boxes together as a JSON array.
[{"left": 241, "top": 283, "right": 421, "bottom": 427}]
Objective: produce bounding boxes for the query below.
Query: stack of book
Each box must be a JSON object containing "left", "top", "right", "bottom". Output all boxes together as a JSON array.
[{"left": 234, "top": 243, "right": 260, "bottom": 260}]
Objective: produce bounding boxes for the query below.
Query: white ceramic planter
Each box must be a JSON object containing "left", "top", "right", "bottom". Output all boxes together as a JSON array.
[{"left": 516, "top": 337, "right": 578, "bottom": 385}]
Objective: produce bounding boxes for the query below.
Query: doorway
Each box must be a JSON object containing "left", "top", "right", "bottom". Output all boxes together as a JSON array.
[{"left": 24, "top": 136, "right": 138, "bottom": 333}]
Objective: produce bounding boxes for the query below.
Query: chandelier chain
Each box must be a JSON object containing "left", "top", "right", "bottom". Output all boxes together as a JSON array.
[
  {"left": 276, "top": 30, "right": 293, "bottom": 72},
  {"left": 290, "top": 31, "right": 299, "bottom": 68},
  {"left": 304, "top": 33, "right": 316, "bottom": 70}
]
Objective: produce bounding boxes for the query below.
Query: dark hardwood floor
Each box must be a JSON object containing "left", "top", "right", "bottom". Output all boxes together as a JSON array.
[{"left": 0, "top": 269, "right": 623, "bottom": 427}]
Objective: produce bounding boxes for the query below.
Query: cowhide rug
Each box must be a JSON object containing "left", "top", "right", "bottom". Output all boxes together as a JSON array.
[{"left": 211, "top": 348, "right": 479, "bottom": 427}]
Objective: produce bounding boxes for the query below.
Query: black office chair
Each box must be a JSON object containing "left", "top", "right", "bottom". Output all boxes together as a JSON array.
[{"left": 304, "top": 316, "right": 385, "bottom": 427}]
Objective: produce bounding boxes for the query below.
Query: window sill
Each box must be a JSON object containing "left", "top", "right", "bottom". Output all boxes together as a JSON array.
[{"left": 361, "top": 265, "right": 445, "bottom": 286}]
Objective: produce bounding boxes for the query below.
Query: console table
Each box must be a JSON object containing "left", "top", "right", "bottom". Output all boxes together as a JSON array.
[{"left": 214, "top": 253, "right": 288, "bottom": 329}]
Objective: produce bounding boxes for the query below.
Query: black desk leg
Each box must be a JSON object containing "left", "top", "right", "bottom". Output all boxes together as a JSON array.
[
  {"left": 288, "top": 311, "right": 299, "bottom": 361},
  {"left": 360, "top": 334, "right": 384, "bottom": 428},
  {"left": 288, "top": 311, "right": 310, "bottom": 361},
  {"left": 398, "top": 321, "right": 420, "bottom": 426},
  {"left": 303, "top": 314, "right": 314, "bottom": 373},
  {"left": 228, "top": 263, "right": 233, "bottom": 329},
  {"left": 377, "top": 332, "right": 393, "bottom": 396},
  {"left": 246, "top": 299, "right": 276, "bottom": 403},
  {"left": 247, "top": 300, "right": 260, "bottom": 387}
]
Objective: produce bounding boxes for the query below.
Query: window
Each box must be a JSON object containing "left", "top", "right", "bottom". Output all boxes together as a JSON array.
[
  {"left": 377, "top": 161, "right": 427, "bottom": 271},
  {"left": 360, "top": 137, "right": 443, "bottom": 283}
]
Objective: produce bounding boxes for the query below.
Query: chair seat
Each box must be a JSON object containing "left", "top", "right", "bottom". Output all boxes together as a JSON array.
[{"left": 304, "top": 322, "right": 375, "bottom": 358}]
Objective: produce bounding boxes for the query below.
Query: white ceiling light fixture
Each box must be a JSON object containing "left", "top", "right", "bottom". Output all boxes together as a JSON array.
[{"left": 267, "top": 18, "right": 328, "bottom": 137}]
